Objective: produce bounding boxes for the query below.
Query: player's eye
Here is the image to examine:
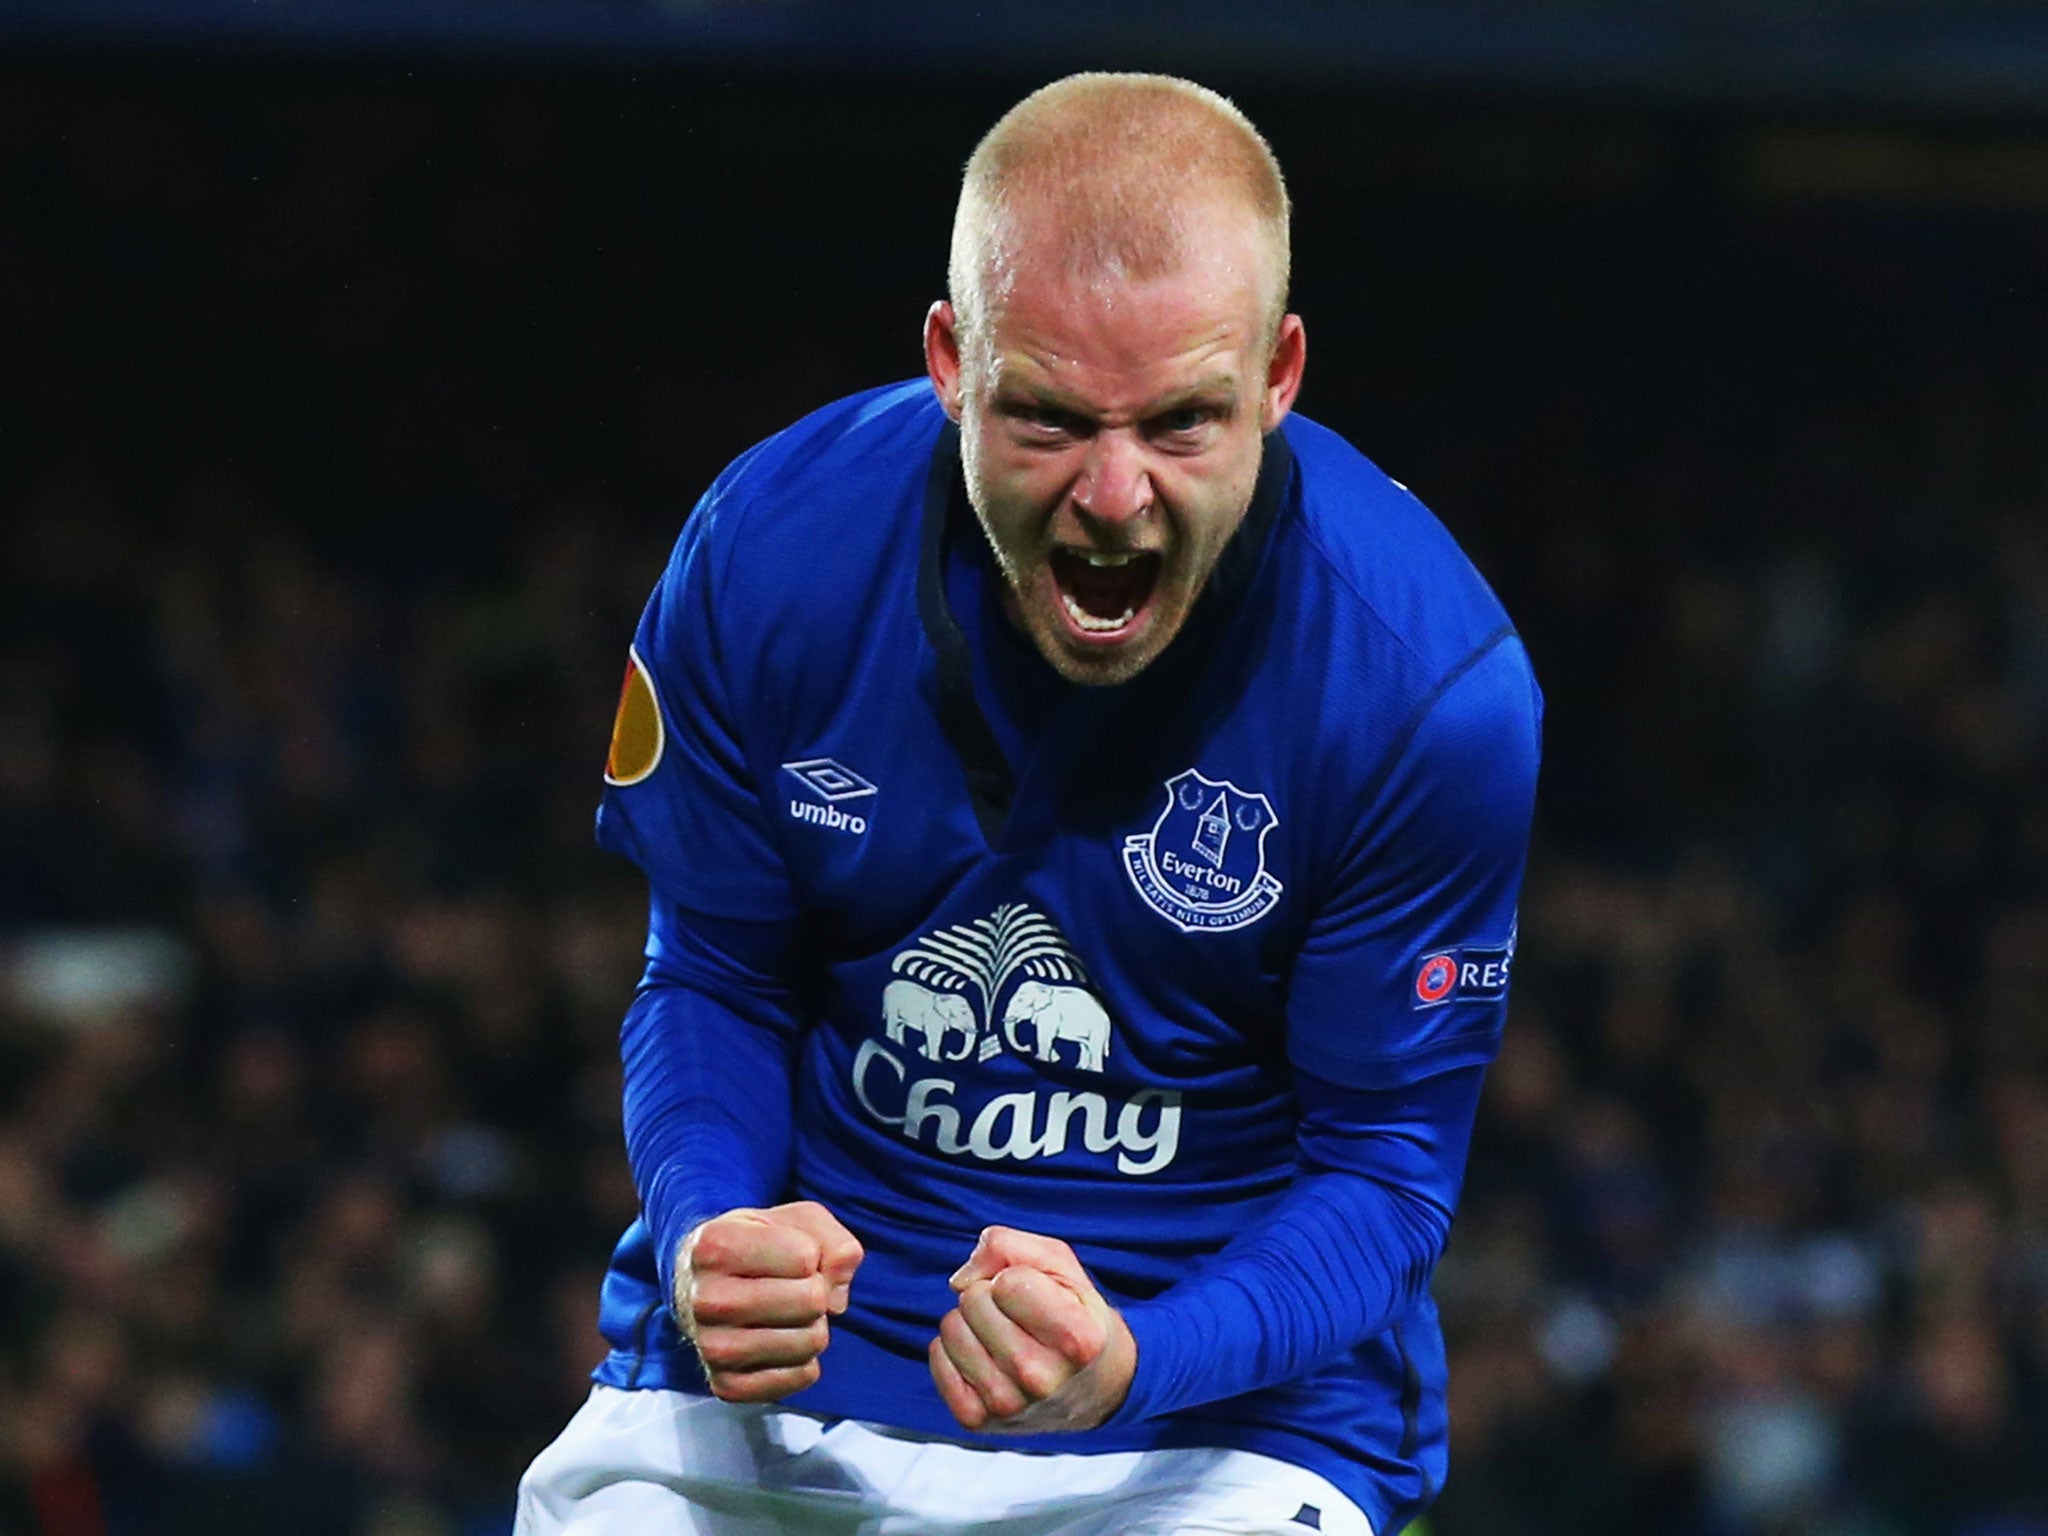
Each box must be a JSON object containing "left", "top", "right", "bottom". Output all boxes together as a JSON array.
[
  {"left": 1002, "top": 402, "right": 1093, "bottom": 445},
  {"left": 1025, "top": 405, "right": 1085, "bottom": 435},
  {"left": 1147, "top": 404, "right": 1225, "bottom": 444}
]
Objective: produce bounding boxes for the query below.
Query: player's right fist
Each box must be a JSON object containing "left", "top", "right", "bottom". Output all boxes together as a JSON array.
[{"left": 676, "top": 1200, "right": 864, "bottom": 1403}]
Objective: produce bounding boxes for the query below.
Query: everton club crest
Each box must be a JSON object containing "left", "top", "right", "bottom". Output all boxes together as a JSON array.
[{"left": 1123, "top": 770, "right": 1283, "bottom": 933}]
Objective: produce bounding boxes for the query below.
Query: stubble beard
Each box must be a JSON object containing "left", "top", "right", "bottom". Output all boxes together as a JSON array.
[{"left": 957, "top": 466, "right": 1161, "bottom": 688}]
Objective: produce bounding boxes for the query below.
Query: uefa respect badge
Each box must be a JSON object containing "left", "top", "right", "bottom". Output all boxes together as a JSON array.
[{"left": 1410, "top": 929, "right": 1516, "bottom": 1009}]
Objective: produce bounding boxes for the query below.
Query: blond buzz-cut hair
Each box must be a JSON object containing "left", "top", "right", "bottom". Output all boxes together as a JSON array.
[{"left": 947, "top": 73, "right": 1292, "bottom": 368}]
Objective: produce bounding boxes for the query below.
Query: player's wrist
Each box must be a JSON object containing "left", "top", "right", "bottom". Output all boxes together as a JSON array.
[
  {"left": 673, "top": 1219, "right": 712, "bottom": 1341},
  {"left": 672, "top": 1208, "right": 759, "bottom": 1340},
  {"left": 1073, "top": 1299, "right": 1137, "bottom": 1428},
  {"left": 1095, "top": 1296, "right": 1176, "bottom": 1426}
]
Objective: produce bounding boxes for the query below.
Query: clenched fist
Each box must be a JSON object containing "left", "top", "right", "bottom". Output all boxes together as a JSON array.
[
  {"left": 676, "top": 1201, "right": 864, "bottom": 1403},
  {"left": 928, "top": 1226, "right": 1137, "bottom": 1433}
]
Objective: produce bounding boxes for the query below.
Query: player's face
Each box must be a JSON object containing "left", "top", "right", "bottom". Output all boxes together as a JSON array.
[{"left": 927, "top": 214, "right": 1305, "bottom": 686}]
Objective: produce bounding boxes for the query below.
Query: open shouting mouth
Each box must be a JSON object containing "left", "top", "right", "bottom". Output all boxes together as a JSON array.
[{"left": 1048, "top": 547, "right": 1163, "bottom": 641}]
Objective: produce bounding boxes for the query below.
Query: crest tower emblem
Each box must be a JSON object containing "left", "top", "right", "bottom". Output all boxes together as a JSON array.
[{"left": 1122, "top": 769, "right": 1283, "bottom": 933}]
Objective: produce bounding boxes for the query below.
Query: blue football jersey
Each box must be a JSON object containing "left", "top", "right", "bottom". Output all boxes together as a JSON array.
[{"left": 591, "top": 381, "right": 1541, "bottom": 1531}]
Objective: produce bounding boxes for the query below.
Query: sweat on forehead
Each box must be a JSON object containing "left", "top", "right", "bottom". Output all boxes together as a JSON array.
[{"left": 948, "top": 73, "right": 1291, "bottom": 343}]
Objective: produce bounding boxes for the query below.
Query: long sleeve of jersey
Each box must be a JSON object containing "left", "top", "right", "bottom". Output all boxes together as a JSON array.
[
  {"left": 598, "top": 457, "right": 812, "bottom": 1313},
  {"left": 1118, "top": 630, "right": 1538, "bottom": 1423},
  {"left": 1114, "top": 1062, "right": 1480, "bottom": 1422},
  {"left": 621, "top": 894, "right": 805, "bottom": 1314}
]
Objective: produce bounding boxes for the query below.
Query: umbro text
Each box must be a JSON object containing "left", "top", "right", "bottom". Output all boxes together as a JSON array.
[{"left": 789, "top": 799, "right": 867, "bottom": 835}]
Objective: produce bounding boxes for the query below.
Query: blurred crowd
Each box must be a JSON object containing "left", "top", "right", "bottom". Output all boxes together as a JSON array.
[{"left": 3, "top": 66, "right": 2046, "bottom": 1536}]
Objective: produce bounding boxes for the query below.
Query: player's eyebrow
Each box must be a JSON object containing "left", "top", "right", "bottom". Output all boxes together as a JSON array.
[
  {"left": 1143, "top": 379, "right": 1239, "bottom": 413},
  {"left": 995, "top": 374, "right": 1240, "bottom": 420}
]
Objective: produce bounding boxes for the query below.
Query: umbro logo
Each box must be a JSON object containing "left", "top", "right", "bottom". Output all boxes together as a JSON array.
[
  {"left": 781, "top": 757, "right": 875, "bottom": 835},
  {"left": 783, "top": 758, "right": 877, "bottom": 802}
]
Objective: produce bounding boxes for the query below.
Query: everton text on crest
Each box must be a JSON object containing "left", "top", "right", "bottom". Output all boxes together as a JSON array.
[
  {"left": 848, "top": 902, "right": 1181, "bottom": 1175},
  {"left": 1123, "top": 770, "right": 1284, "bottom": 934}
]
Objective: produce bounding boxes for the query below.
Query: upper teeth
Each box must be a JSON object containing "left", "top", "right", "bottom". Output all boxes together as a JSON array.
[{"left": 1076, "top": 551, "right": 1136, "bottom": 567}]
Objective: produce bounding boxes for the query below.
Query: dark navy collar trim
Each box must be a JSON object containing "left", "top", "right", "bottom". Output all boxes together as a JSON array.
[
  {"left": 917, "top": 421, "right": 1014, "bottom": 846},
  {"left": 1203, "top": 423, "right": 1294, "bottom": 625}
]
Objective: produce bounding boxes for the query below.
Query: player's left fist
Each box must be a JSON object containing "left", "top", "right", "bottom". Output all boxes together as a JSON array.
[{"left": 927, "top": 1225, "right": 1136, "bottom": 1434}]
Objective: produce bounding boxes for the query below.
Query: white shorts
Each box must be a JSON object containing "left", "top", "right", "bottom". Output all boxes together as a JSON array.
[{"left": 516, "top": 1385, "right": 1374, "bottom": 1536}]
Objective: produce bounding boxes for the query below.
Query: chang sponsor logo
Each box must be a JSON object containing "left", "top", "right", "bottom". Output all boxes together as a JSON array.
[
  {"left": 849, "top": 902, "right": 1182, "bottom": 1175},
  {"left": 850, "top": 1040, "right": 1180, "bottom": 1174}
]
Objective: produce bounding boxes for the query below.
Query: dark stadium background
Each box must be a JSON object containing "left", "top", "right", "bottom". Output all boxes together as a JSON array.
[{"left": 4, "top": 5, "right": 2048, "bottom": 1533}]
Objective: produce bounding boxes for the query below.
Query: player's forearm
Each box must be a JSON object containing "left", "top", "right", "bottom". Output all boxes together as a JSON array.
[
  {"left": 1112, "top": 1061, "right": 1482, "bottom": 1423},
  {"left": 1114, "top": 1167, "right": 1448, "bottom": 1420},
  {"left": 622, "top": 978, "right": 795, "bottom": 1304},
  {"left": 622, "top": 895, "right": 804, "bottom": 1311}
]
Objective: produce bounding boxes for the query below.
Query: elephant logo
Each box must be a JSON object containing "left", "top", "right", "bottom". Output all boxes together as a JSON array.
[
  {"left": 1001, "top": 981, "right": 1110, "bottom": 1073},
  {"left": 882, "top": 902, "right": 1110, "bottom": 1075},
  {"left": 881, "top": 978, "right": 978, "bottom": 1061}
]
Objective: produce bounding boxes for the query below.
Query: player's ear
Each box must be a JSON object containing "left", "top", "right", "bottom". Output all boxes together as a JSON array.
[
  {"left": 1259, "top": 313, "right": 1306, "bottom": 431},
  {"left": 925, "top": 300, "right": 966, "bottom": 422}
]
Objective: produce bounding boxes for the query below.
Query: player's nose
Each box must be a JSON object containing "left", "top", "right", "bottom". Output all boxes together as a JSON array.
[{"left": 1070, "top": 430, "right": 1153, "bottom": 527}]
